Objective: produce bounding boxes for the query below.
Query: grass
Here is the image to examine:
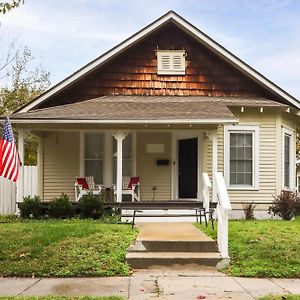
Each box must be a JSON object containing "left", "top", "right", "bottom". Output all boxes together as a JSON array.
[
  {"left": 0, "top": 218, "right": 137, "bottom": 277},
  {"left": 0, "top": 297, "right": 123, "bottom": 300},
  {"left": 196, "top": 217, "right": 300, "bottom": 278},
  {"left": 259, "top": 295, "right": 300, "bottom": 300}
]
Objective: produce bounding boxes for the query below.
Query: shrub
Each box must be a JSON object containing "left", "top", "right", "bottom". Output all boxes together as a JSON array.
[
  {"left": 48, "top": 193, "right": 74, "bottom": 218},
  {"left": 296, "top": 198, "right": 300, "bottom": 216},
  {"left": 19, "top": 195, "right": 42, "bottom": 219},
  {"left": 79, "top": 192, "right": 104, "bottom": 219},
  {"left": 268, "top": 190, "right": 298, "bottom": 220},
  {"left": 242, "top": 202, "right": 256, "bottom": 220}
]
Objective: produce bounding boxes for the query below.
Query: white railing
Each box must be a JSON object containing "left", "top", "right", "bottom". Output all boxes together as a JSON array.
[
  {"left": 0, "top": 166, "right": 38, "bottom": 215},
  {"left": 202, "top": 172, "right": 211, "bottom": 212},
  {"left": 215, "top": 172, "right": 232, "bottom": 258},
  {"left": 202, "top": 172, "right": 231, "bottom": 259}
]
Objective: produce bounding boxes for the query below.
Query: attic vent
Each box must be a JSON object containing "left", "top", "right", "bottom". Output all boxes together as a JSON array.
[{"left": 157, "top": 50, "right": 186, "bottom": 75}]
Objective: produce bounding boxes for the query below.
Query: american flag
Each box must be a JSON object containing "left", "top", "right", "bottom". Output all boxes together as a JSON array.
[{"left": 0, "top": 117, "right": 21, "bottom": 182}]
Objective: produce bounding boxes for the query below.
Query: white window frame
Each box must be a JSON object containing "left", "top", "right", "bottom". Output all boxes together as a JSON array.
[
  {"left": 282, "top": 127, "right": 295, "bottom": 190},
  {"left": 224, "top": 125, "right": 260, "bottom": 190},
  {"left": 157, "top": 50, "right": 186, "bottom": 75}
]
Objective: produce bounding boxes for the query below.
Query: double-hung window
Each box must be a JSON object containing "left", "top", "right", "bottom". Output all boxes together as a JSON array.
[
  {"left": 283, "top": 128, "right": 294, "bottom": 190},
  {"left": 84, "top": 133, "right": 104, "bottom": 185},
  {"left": 224, "top": 126, "right": 259, "bottom": 189}
]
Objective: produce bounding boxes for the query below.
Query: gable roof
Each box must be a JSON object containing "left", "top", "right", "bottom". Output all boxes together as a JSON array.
[{"left": 17, "top": 10, "right": 300, "bottom": 113}]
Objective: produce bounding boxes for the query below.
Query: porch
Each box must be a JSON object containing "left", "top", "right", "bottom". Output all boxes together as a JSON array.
[{"left": 16, "top": 127, "right": 221, "bottom": 205}]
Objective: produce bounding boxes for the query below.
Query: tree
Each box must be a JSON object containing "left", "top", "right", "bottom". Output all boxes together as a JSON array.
[
  {"left": 0, "top": 46, "right": 50, "bottom": 115},
  {"left": 0, "top": 44, "right": 50, "bottom": 165},
  {"left": 0, "top": 0, "right": 24, "bottom": 14}
]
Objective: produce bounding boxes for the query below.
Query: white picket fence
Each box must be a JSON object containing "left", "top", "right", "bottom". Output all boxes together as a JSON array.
[{"left": 0, "top": 166, "right": 38, "bottom": 215}]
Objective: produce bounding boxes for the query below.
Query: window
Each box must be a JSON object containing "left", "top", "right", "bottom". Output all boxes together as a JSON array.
[
  {"left": 229, "top": 133, "right": 253, "bottom": 185},
  {"left": 224, "top": 126, "right": 259, "bottom": 189},
  {"left": 113, "top": 134, "right": 132, "bottom": 184},
  {"left": 84, "top": 133, "right": 104, "bottom": 184},
  {"left": 284, "top": 133, "right": 291, "bottom": 187},
  {"left": 283, "top": 129, "right": 294, "bottom": 189},
  {"left": 157, "top": 50, "right": 185, "bottom": 75}
]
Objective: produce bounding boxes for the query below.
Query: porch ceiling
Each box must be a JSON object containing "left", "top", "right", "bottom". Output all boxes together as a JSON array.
[{"left": 10, "top": 96, "right": 285, "bottom": 125}]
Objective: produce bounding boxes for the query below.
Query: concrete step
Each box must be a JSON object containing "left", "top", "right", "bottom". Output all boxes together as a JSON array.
[
  {"left": 128, "top": 240, "right": 218, "bottom": 253},
  {"left": 126, "top": 251, "right": 222, "bottom": 269}
]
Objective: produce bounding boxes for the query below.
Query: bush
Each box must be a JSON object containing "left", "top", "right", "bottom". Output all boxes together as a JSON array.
[
  {"left": 242, "top": 202, "right": 256, "bottom": 220},
  {"left": 268, "top": 190, "right": 298, "bottom": 220},
  {"left": 19, "top": 195, "right": 42, "bottom": 219},
  {"left": 296, "top": 199, "right": 300, "bottom": 216},
  {"left": 48, "top": 193, "right": 74, "bottom": 218},
  {"left": 79, "top": 192, "right": 104, "bottom": 219}
]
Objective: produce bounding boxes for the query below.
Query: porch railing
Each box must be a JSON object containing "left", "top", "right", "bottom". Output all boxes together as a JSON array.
[
  {"left": 202, "top": 173, "right": 211, "bottom": 212},
  {"left": 215, "top": 172, "right": 232, "bottom": 258},
  {"left": 202, "top": 172, "right": 232, "bottom": 259}
]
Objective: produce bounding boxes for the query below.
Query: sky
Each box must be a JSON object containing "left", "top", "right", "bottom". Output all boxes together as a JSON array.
[{"left": 1, "top": 0, "right": 300, "bottom": 99}]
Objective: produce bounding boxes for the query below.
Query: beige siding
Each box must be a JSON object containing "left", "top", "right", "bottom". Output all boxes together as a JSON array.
[
  {"left": 43, "top": 132, "right": 79, "bottom": 201},
  {"left": 137, "top": 132, "right": 172, "bottom": 200},
  {"left": 204, "top": 108, "right": 279, "bottom": 206}
]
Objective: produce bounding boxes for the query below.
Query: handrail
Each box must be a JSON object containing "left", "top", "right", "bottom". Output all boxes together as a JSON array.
[
  {"left": 214, "top": 172, "right": 232, "bottom": 259},
  {"left": 215, "top": 172, "right": 231, "bottom": 211},
  {"left": 202, "top": 173, "right": 211, "bottom": 212}
]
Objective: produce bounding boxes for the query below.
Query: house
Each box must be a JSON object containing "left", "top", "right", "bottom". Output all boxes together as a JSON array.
[{"left": 11, "top": 11, "right": 300, "bottom": 218}]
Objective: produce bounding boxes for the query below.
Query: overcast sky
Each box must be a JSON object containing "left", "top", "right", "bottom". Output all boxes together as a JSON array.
[{"left": 1, "top": 0, "right": 299, "bottom": 98}]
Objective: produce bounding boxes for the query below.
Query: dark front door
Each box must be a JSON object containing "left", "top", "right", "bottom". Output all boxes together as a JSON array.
[{"left": 178, "top": 138, "right": 198, "bottom": 198}]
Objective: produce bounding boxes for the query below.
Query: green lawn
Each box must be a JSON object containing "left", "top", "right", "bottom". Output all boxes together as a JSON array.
[
  {"left": 196, "top": 217, "right": 300, "bottom": 278},
  {"left": 259, "top": 295, "right": 300, "bottom": 300},
  {"left": 0, "top": 218, "right": 137, "bottom": 277},
  {"left": 0, "top": 297, "right": 123, "bottom": 300}
]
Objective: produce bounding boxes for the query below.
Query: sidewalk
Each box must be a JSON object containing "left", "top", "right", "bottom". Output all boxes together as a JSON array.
[{"left": 1, "top": 268, "right": 300, "bottom": 299}]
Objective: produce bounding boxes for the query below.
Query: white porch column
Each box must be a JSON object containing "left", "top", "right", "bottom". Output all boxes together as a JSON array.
[
  {"left": 37, "top": 136, "right": 44, "bottom": 198},
  {"left": 16, "top": 129, "right": 25, "bottom": 205},
  {"left": 206, "top": 129, "right": 218, "bottom": 203},
  {"left": 212, "top": 130, "right": 218, "bottom": 203},
  {"left": 113, "top": 131, "right": 127, "bottom": 202}
]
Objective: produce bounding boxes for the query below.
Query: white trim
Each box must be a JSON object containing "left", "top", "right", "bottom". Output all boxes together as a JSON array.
[
  {"left": 132, "top": 132, "right": 137, "bottom": 176},
  {"left": 10, "top": 118, "right": 239, "bottom": 125},
  {"left": 224, "top": 125, "right": 260, "bottom": 190},
  {"left": 37, "top": 135, "right": 44, "bottom": 198},
  {"left": 79, "top": 131, "right": 84, "bottom": 177},
  {"left": 104, "top": 132, "right": 113, "bottom": 187},
  {"left": 282, "top": 127, "right": 295, "bottom": 190},
  {"left": 18, "top": 11, "right": 299, "bottom": 113}
]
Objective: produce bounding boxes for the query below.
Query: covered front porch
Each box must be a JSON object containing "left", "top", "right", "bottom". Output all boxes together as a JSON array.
[{"left": 16, "top": 126, "right": 222, "bottom": 204}]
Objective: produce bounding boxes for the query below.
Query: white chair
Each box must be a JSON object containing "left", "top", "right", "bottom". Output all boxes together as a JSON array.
[
  {"left": 114, "top": 176, "right": 140, "bottom": 202},
  {"left": 75, "top": 177, "right": 102, "bottom": 202}
]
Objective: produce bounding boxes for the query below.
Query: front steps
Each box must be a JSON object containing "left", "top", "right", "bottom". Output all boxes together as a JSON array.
[{"left": 126, "top": 222, "right": 222, "bottom": 269}]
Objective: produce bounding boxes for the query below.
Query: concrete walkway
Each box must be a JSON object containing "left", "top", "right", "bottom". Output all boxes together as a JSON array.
[
  {"left": 136, "top": 222, "right": 213, "bottom": 241},
  {"left": 1, "top": 268, "right": 300, "bottom": 299}
]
